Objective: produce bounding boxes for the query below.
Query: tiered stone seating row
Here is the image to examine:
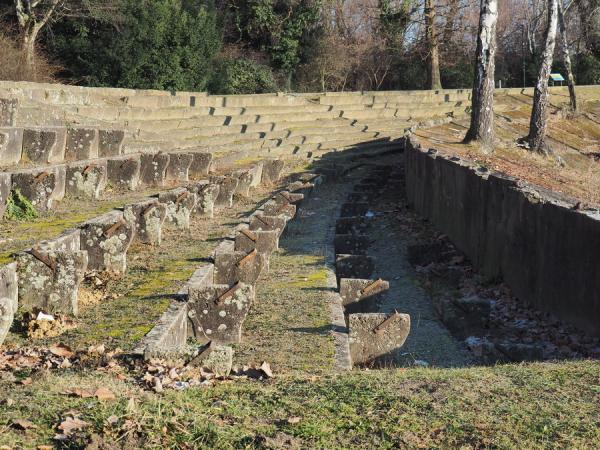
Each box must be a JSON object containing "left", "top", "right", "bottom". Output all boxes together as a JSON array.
[{"left": 0, "top": 157, "right": 288, "bottom": 346}]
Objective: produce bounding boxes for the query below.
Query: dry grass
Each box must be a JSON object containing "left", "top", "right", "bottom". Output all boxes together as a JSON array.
[
  {"left": 414, "top": 90, "right": 600, "bottom": 205},
  {"left": 0, "top": 31, "right": 59, "bottom": 83}
]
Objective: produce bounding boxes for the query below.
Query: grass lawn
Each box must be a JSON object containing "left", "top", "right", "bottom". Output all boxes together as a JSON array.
[{"left": 0, "top": 360, "right": 598, "bottom": 448}]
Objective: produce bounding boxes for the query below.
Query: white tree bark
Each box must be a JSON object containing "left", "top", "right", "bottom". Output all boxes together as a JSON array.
[
  {"left": 558, "top": 1, "right": 577, "bottom": 111},
  {"left": 464, "top": 0, "right": 498, "bottom": 152},
  {"left": 527, "top": 0, "right": 559, "bottom": 154},
  {"left": 14, "top": 0, "right": 62, "bottom": 69}
]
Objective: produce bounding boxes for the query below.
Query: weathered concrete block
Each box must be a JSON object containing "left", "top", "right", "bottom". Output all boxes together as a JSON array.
[
  {"left": 348, "top": 312, "right": 411, "bottom": 365},
  {"left": 200, "top": 343, "right": 233, "bottom": 377},
  {"left": 186, "top": 264, "right": 215, "bottom": 293},
  {"left": 65, "top": 160, "right": 107, "bottom": 199},
  {"left": 287, "top": 181, "right": 314, "bottom": 199},
  {"left": 233, "top": 170, "right": 253, "bottom": 197},
  {"left": 0, "top": 99, "right": 17, "bottom": 127},
  {"left": 335, "top": 254, "right": 375, "bottom": 280},
  {"left": 188, "top": 152, "right": 212, "bottom": 179},
  {"left": 190, "top": 182, "right": 220, "bottom": 218},
  {"left": 340, "top": 202, "right": 369, "bottom": 217},
  {"left": 263, "top": 199, "right": 296, "bottom": 219},
  {"left": 140, "top": 152, "right": 170, "bottom": 187},
  {"left": 187, "top": 283, "right": 254, "bottom": 344},
  {"left": 124, "top": 199, "right": 168, "bottom": 246},
  {"left": 0, "top": 262, "right": 18, "bottom": 346},
  {"left": 22, "top": 128, "right": 66, "bottom": 164},
  {"left": 107, "top": 156, "right": 141, "bottom": 191},
  {"left": 273, "top": 191, "right": 304, "bottom": 207},
  {"left": 80, "top": 211, "right": 135, "bottom": 274},
  {"left": 98, "top": 129, "right": 124, "bottom": 157},
  {"left": 137, "top": 301, "right": 189, "bottom": 358},
  {"left": 212, "top": 176, "right": 239, "bottom": 208},
  {"left": 234, "top": 227, "right": 279, "bottom": 255},
  {"left": 334, "top": 234, "right": 370, "bottom": 255},
  {"left": 11, "top": 169, "right": 58, "bottom": 212},
  {"left": 214, "top": 249, "right": 266, "bottom": 286},
  {"left": 212, "top": 240, "right": 235, "bottom": 260},
  {"left": 65, "top": 128, "right": 98, "bottom": 161},
  {"left": 16, "top": 245, "right": 88, "bottom": 315},
  {"left": 339, "top": 278, "right": 389, "bottom": 314},
  {"left": 249, "top": 213, "right": 287, "bottom": 235},
  {"left": 40, "top": 228, "right": 82, "bottom": 253},
  {"left": 336, "top": 217, "right": 369, "bottom": 235},
  {"left": 261, "top": 159, "right": 285, "bottom": 185},
  {"left": 248, "top": 162, "right": 263, "bottom": 187},
  {"left": 166, "top": 152, "right": 194, "bottom": 183},
  {"left": 158, "top": 188, "right": 197, "bottom": 229},
  {"left": 0, "top": 127, "right": 23, "bottom": 166},
  {"left": 0, "top": 173, "right": 11, "bottom": 219}
]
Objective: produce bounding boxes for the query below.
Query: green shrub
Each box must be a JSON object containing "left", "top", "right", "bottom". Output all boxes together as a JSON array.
[
  {"left": 4, "top": 189, "right": 37, "bottom": 221},
  {"left": 209, "top": 58, "right": 277, "bottom": 94},
  {"left": 48, "top": 0, "right": 221, "bottom": 91}
]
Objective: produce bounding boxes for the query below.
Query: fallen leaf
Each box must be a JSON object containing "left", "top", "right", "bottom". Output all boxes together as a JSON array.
[
  {"left": 12, "top": 419, "right": 37, "bottom": 430},
  {"left": 49, "top": 343, "right": 74, "bottom": 358},
  {"left": 57, "top": 416, "right": 89, "bottom": 436},
  {"left": 20, "top": 377, "right": 32, "bottom": 386},
  {"left": 63, "top": 388, "right": 94, "bottom": 398},
  {"left": 105, "top": 415, "right": 119, "bottom": 425},
  {"left": 94, "top": 387, "right": 116, "bottom": 401},
  {"left": 287, "top": 417, "right": 301, "bottom": 424},
  {"left": 260, "top": 361, "right": 273, "bottom": 378},
  {"left": 37, "top": 445, "right": 53, "bottom": 450}
]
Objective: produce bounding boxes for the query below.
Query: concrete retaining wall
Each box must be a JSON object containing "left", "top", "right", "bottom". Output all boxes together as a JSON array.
[{"left": 404, "top": 137, "right": 600, "bottom": 336}]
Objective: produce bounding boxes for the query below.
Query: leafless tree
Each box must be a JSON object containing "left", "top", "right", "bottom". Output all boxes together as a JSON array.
[
  {"left": 526, "top": 0, "right": 559, "bottom": 154},
  {"left": 464, "top": 0, "right": 498, "bottom": 151},
  {"left": 424, "top": 0, "right": 442, "bottom": 89},
  {"left": 14, "top": 0, "right": 63, "bottom": 69},
  {"left": 558, "top": 0, "right": 577, "bottom": 111}
]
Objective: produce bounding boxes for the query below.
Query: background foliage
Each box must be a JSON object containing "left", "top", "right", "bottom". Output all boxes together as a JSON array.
[{"left": 0, "top": 0, "right": 599, "bottom": 93}]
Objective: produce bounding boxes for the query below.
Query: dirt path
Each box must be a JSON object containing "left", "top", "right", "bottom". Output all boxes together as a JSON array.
[
  {"left": 367, "top": 166, "right": 473, "bottom": 367},
  {"left": 235, "top": 178, "right": 352, "bottom": 373}
]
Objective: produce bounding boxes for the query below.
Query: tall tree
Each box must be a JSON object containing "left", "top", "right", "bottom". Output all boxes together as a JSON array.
[
  {"left": 14, "top": 0, "right": 62, "bottom": 69},
  {"left": 526, "top": 0, "right": 559, "bottom": 154},
  {"left": 464, "top": 0, "right": 498, "bottom": 151},
  {"left": 558, "top": 0, "right": 577, "bottom": 111},
  {"left": 424, "top": 0, "right": 442, "bottom": 89}
]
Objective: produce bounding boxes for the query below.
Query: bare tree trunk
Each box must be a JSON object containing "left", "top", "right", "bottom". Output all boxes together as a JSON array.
[
  {"left": 558, "top": 1, "right": 577, "bottom": 111},
  {"left": 464, "top": 0, "right": 498, "bottom": 152},
  {"left": 527, "top": 0, "right": 559, "bottom": 154},
  {"left": 425, "top": 0, "right": 442, "bottom": 90},
  {"left": 14, "top": 0, "right": 61, "bottom": 71}
]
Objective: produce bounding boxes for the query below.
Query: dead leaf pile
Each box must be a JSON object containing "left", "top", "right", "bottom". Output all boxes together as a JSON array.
[
  {"left": 138, "top": 359, "right": 274, "bottom": 392},
  {"left": 55, "top": 416, "right": 90, "bottom": 441}
]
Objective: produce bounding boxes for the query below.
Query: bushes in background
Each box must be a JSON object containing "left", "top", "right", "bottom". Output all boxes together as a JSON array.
[{"left": 208, "top": 58, "right": 277, "bottom": 94}]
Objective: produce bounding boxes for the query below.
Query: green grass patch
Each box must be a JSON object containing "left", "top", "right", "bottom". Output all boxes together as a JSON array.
[
  {"left": 4, "top": 189, "right": 37, "bottom": 221},
  {"left": 1, "top": 361, "right": 599, "bottom": 448}
]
